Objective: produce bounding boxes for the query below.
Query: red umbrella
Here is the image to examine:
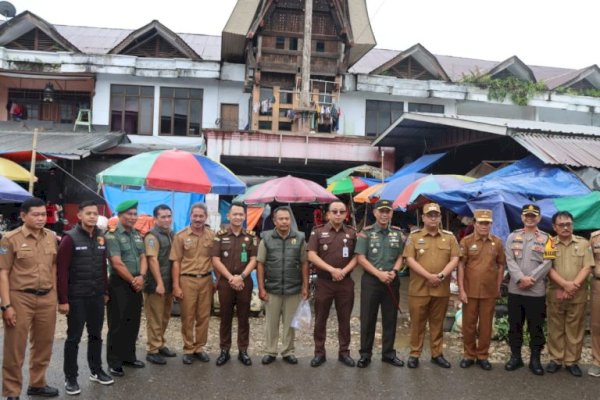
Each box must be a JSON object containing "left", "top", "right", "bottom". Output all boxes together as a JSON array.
[{"left": 243, "top": 175, "right": 338, "bottom": 204}]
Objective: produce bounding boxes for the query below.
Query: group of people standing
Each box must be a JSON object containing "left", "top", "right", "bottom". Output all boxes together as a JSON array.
[{"left": 1, "top": 196, "right": 600, "bottom": 399}]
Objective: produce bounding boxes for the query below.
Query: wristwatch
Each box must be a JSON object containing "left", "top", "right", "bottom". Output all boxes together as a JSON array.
[
  {"left": 240, "top": 272, "right": 246, "bottom": 279},
  {"left": 1, "top": 304, "right": 11, "bottom": 312},
  {"left": 437, "top": 272, "right": 445, "bottom": 280}
]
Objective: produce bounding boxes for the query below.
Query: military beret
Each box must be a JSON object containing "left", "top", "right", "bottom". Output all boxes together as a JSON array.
[{"left": 115, "top": 199, "right": 138, "bottom": 213}]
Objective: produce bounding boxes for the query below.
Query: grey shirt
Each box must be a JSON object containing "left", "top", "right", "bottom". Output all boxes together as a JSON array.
[{"left": 505, "top": 229, "right": 552, "bottom": 297}]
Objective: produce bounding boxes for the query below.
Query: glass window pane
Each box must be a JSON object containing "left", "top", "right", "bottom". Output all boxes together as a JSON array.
[
  {"left": 173, "top": 99, "right": 188, "bottom": 136},
  {"left": 189, "top": 100, "right": 201, "bottom": 135},
  {"left": 111, "top": 85, "right": 125, "bottom": 95},
  {"left": 174, "top": 88, "right": 189, "bottom": 99},
  {"left": 139, "top": 98, "right": 153, "bottom": 134},
  {"left": 160, "top": 98, "right": 172, "bottom": 134},
  {"left": 190, "top": 89, "right": 203, "bottom": 99},
  {"left": 125, "top": 96, "right": 139, "bottom": 112},
  {"left": 161, "top": 87, "right": 173, "bottom": 98},
  {"left": 141, "top": 86, "right": 154, "bottom": 97},
  {"left": 125, "top": 86, "right": 139, "bottom": 95},
  {"left": 377, "top": 111, "right": 389, "bottom": 134}
]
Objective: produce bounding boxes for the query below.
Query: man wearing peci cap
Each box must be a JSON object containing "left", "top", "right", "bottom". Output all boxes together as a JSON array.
[
  {"left": 457, "top": 209, "right": 505, "bottom": 370},
  {"left": 403, "top": 202, "right": 459, "bottom": 369},
  {"left": 504, "top": 204, "right": 553, "bottom": 376},
  {"left": 105, "top": 200, "right": 147, "bottom": 377},
  {"left": 355, "top": 200, "right": 405, "bottom": 369}
]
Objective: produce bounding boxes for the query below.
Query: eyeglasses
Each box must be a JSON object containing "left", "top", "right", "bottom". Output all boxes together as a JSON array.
[
  {"left": 425, "top": 214, "right": 441, "bottom": 219},
  {"left": 556, "top": 223, "right": 573, "bottom": 228},
  {"left": 330, "top": 209, "right": 347, "bottom": 215}
]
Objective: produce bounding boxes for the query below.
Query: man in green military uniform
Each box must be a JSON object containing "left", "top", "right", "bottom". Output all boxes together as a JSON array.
[
  {"left": 105, "top": 200, "right": 147, "bottom": 377},
  {"left": 355, "top": 200, "right": 404, "bottom": 369},
  {"left": 144, "top": 204, "right": 176, "bottom": 365}
]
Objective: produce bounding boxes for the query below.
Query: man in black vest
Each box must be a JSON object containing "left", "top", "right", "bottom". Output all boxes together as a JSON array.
[
  {"left": 57, "top": 200, "right": 114, "bottom": 396},
  {"left": 144, "top": 204, "right": 176, "bottom": 365}
]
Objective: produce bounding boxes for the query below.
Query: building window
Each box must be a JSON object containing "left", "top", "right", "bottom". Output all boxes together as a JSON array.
[
  {"left": 289, "top": 37, "right": 298, "bottom": 51},
  {"left": 316, "top": 41, "right": 325, "bottom": 52},
  {"left": 110, "top": 85, "right": 154, "bottom": 135},
  {"left": 159, "top": 87, "right": 203, "bottom": 136},
  {"left": 408, "top": 103, "right": 445, "bottom": 113},
  {"left": 365, "top": 100, "right": 404, "bottom": 137},
  {"left": 8, "top": 89, "right": 90, "bottom": 123},
  {"left": 275, "top": 36, "right": 285, "bottom": 50}
]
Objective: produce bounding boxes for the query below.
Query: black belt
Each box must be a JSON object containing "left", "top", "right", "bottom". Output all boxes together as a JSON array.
[
  {"left": 181, "top": 272, "right": 212, "bottom": 278},
  {"left": 20, "top": 288, "right": 51, "bottom": 296},
  {"left": 595, "top": 277, "right": 600, "bottom": 281}
]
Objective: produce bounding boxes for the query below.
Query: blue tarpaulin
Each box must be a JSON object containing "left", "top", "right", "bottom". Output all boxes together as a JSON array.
[
  {"left": 385, "top": 153, "right": 446, "bottom": 182},
  {"left": 424, "top": 156, "right": 591, "bottom": 241},
  {"left": 103, "top": 185, "right": 204, "bottom": 232}
]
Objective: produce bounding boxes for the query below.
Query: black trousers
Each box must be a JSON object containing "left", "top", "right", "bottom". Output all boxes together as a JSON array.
[
  {"left": 64, "top": 294, "right": 105, "bottom": 378},
  {"left": 359, "top": 272, "right": 400, "bottom": 359},
  {"left": 106, "top": 276, "right": 142, "bottom": 368},
  {"left": 508, "top": 293, "right": 546, "bottom": 354}
]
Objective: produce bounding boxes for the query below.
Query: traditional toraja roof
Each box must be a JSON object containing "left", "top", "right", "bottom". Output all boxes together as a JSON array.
[
  {"left": 544, "top": 65, "right": 600, "bottom": 90},
  {"left": 369, "top": 43, "right": 450, "bottom": 81},
  {"left": 0, "top": 11, "right": 80, "bottom": 52}
]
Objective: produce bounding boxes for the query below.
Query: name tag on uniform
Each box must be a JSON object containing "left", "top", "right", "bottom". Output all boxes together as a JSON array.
[
  {"left": 343, "top": 246, "right": 349, "bottom": 258},
  {"left": 75, "top": 246, "right": 88, "bottom": 250}
]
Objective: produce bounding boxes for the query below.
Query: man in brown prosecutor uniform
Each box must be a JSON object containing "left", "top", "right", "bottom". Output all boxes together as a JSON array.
[
  {"left": 403, "top": 202, "right": 459, "bottom": 369},
  {"left": 458, "top": 209, "right": 505, "bottom": 370},
  {"left": 308, "top": 200, "right": 358, "bottom": 368}
]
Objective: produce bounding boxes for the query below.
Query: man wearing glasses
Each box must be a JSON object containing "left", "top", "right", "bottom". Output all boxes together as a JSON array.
[
  {"left": 308, "top": 201, "right": 358, "bottom": 368},
  {"left": 404, "top": 203, "right": 459, "bottom": 369},
  {"left": 504, "top": 204, "right": 553, "bottom": 375},
  {"left": 457, "top": 209, "right": 505, "bottom": 371},
  {"left": 545, "top": 211, "right": 593, "bottom": 377}
]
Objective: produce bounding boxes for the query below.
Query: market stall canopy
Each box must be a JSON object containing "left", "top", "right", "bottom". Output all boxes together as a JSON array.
[
  {"left": 327, "top": 176, "right": 379, "bottom": 195},
  {"left": 96, "top": 149, "right": 245, "bottom": 195},
  {"left": 0, "top": 157, "right": 36, "bottom": 182},
  {"left": 537, "top": 191, "right": 600, "bottom": 232},
  {"left": 327, "top": 164, "right": 390, "bottom": 185},
  {"left": 243, "top": 175, "right": 337, "bottom": 204},
  {"left": 0, "top": 175, "right": 32, "bottom": 203},
  {"left": 385, "top": 153, "right": 446, "bottom": 182},
  {"left": 393, "top": 174, "right": 475, "bottom": 210}
]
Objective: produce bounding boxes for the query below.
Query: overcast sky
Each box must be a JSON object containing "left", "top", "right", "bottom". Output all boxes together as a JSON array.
[{"left": 9, "top": 0, "right": 598, "bottom": 69}]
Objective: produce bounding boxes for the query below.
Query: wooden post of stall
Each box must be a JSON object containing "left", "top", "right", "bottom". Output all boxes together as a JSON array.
[{"left": 28, "top": 128, "right": 39, "bottom": 193}]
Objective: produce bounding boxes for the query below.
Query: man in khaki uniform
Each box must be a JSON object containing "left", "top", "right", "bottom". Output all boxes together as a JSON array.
[
  {"left": 458, "top": 209, "right": 505, "bottom": 371},
  {"left": 590, "top": 229, "right": 600, "bottom": 377},
  {"left": 545, "top": 211, "right": 593, "bottom": 377},
  {"left": 0, "top": 197, "right": 59, "bottom": 399},
  {"left": 403, "top": 203, "right": 459, "bottom": 369},
  {"left": 170, "top": 202, "right": 214, "bottom": 365}
]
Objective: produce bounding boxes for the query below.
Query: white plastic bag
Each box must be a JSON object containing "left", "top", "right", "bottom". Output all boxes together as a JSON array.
[{"left": 290, "top": 299, "right": 312, "bottom": 333}]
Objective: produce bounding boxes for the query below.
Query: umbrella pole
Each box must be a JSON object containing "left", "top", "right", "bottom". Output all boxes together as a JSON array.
[
  {"left": 28, "top": 128, "right": 39, "bottom": 193},
  {"left": 350, "top": 196, "right": 357, "bottom": 229}
]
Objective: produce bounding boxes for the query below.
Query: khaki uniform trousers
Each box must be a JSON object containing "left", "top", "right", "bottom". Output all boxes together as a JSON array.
[
  {"left": 144, "top": 292, "right": 174, "bottom": 353},
  {"left": 264, "top": 293, "right": 301, "bottom": 357},
  {"left": 462, "top": 297, "right": 496, "bottom": 360},
  {"left": 547, "top": 299, "right": 586, "bottom": 365},
  {"left": 408, "top": 295, "right": 449, "bottom": 358},
  {"left": 180, "top": 276, "right": 212, "bottom": 354},
  {"left": 2, "top": 290, "right": 57, "bottom": 397},
  {"left": 592, "top": 280, "right": 600, "bottom": 367}
]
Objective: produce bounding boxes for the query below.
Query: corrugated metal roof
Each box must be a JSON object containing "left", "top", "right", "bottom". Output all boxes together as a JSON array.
[{"left": 511, "top": 132, "right": 600, "bottom": 168}]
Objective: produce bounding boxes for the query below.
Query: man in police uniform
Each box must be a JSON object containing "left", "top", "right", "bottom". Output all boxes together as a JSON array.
[
  {"left": 170, "top": 202, "right": 214, "bottom": 365},
  {"left": 545, "top": 211, "right": 593, "bottom": 377},
  {"left": 458, "top": 209, "right": 505, "bottom": 371},
  {"left": 504, "top": 204, "right": 553, "bottom": 375},
  {"left": 590, "top": 228, "right": 600, "bottom": 377},
  {"left": 211, "top": 203, "right": 257, "bottom": 366},
  {"left": 355, "top": 200, "right": 404, "bottom": 369},
  {"left": 404, "top": 202, "right": 459, "bottom": 369},
  {"left": 308, "top": 200, "right": 358, "bottom": 368},
  {"left": 105, "top": 200, "right": 147, "bottom": 377},
  {"left": 0, "top": 197, "right": 59, "bottom": 399},
  {"left": 144, "top": 204, "right": 176, "bottom": 365}
]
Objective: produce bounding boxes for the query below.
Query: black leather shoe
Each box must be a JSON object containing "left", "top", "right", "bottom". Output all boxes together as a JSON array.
[
  {"left": 310, "top": 355, "right": 326, "bottom": 367},
  {"left": 546, "top": 360, "right": 562, "bottom": 373},
  {"left": 194, "top": 351, "right": 210, "bottom": 362},
  {"left": 216, "top": 350, "right": 230, "bottom": 366},
  {"left": 431, "top": 355, "right": 451, "bottom": 368},
  {"left": 460, "top": 358, "right": 475, "bottom": 368},
  {"left": 6, "top": 397, "right": 19, "bottom": 399},
  {"left": 27, "top": 385, "right": 59, "bottom": 397},
  {"left": 566, "top": 364, "right": 583, "bottom": 377},
  {"left": 182, "top": 354, "right": 194, "bottom": 365},
  {"left": 159, "top": 346, "right": 177, "bottom": 357},
  {"left": 382, "top": 356, "right": 404, "bottom": 367},
  {"left": 261, "top": 355, "right": 276, "bottom": 365},
  {"left": 338, "top": 355, "right": 355, "bottom": 367},
  {"left": 238, "top": 351, "right": 252, "bottom": 366},
  {"left": 109, "top": 367, "right": 125, "bottom": 377},
  {"left": 505, "top": 356, "right": 524, "bottom": 371},
  {"left": 407, "top": 356, "right": 419, "bottom": 369},
  {"left": 123, "top": 359, "right": 145, "bottom": 368},
  {"left": 476, "top": 359, "right": 492, "bottom": 371},
  {"left": 356, "top": 357, "right": 371, "bottom": 368},
  {"left": 283, "top": 355, "right": 298, "bottom": 365},
  {"left": 146, "top": 353, "right": 167, "bottom": 365},
  {"left": 529, "top": 356, "right": 544, "bottom": 376}
]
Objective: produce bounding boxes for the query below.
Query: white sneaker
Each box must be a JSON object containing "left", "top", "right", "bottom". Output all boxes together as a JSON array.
[
  {"left": 90, "top": 370, "right": 115, "bottom": 385},
  {"left": 588, "top": 364, "right": 600, "bottom": 377}
]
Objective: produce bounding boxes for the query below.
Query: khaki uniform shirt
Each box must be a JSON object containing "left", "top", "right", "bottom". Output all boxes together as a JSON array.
[
  {"left": 591, "top": 230, "right": 600, "bottom": 278},
  {"left": 459, "top": 232, "right": 506, "bottom": 299},
  {"left": 307, "top": 222, "right": 357, "bottom": 279},
  {"left": 355, "top": 224, "right": 404, "bottom": 271},
  {"left": 547, "top": 235, "right": 593, "bottom": 304},
  {"left": 105, "top": 223, "right": 145, "bottom": 276},
  {"left": 170, "top": 226, "right": 214, "bottom": 275},
  {"left": 211, "top": 227, "right": 258, "bottom": 275},
  {"left": 0, "top": 226, "right": 57, "bottom": 291},
  {"left": 403, "top": 228, "right": 459, "bottom": 297}
]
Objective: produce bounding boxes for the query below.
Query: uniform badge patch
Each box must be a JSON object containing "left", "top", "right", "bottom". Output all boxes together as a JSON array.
[
  {"left": 0, "top": 246, "right": 7, "bottom": 254},
  {"left": 323, "top": 244, "right": 328, "bottom": 251},
  {"left": 223, "top": 251, "right": 229, "bottom": 257},
  {"left": 147, "top": 238, "right": 156, "bottom": 248}
]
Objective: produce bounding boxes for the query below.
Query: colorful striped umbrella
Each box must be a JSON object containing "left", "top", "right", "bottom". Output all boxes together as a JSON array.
[
  {"left": 327, "top": 176, "right": 371, "bottom": 195},
  {"left": 392, "top": 174, "right": 475, "bottom": 210},
  {"left": 0, "top": 157, "right": 37, "bottom": 182},
  {"left": 243, "top": 175, "right": 338, "bottom": 204},
  {"left": 0, "top": 175, "right": 32, "bottom": 203},
  {"left": 96, "top": 149, "right": 245, "bottom": 195},
  {"left": 327, "top": 164, "right": 390, "bottom": 185},
  {"left": 353, "top": 183, "right": 385, "bottom": 203}
]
